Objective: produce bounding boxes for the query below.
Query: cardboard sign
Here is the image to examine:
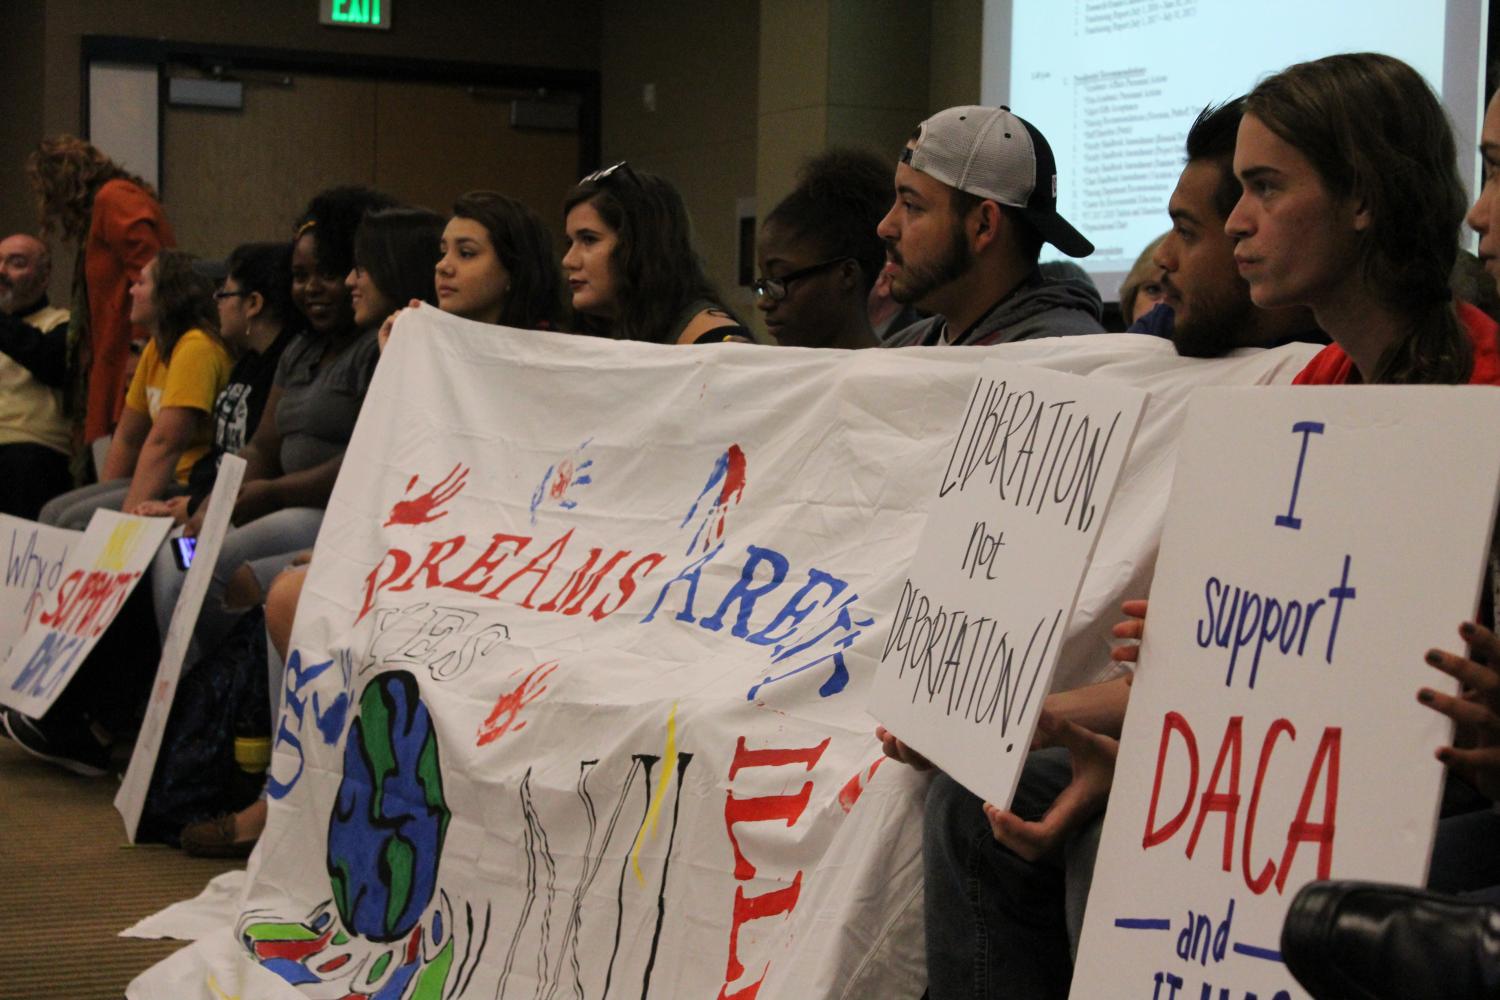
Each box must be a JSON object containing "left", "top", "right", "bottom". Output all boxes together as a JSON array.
[
  {"left": 125, "top": 316, "right": 1319, "bottom": 1000},
  {"left": 117, "top": 455, "right": 248, "bottom": 842},
  {"left": 1072, "top": 387, "right": 1500, "bottom": 1000},
  {"left": 0, "top": 514, "right": 80, "bottom": 661},
  {"left": 0, "top": 509, "right": 169, "bottom": 718},
  {"left": 869, "top": 361, "right": 1146, "bottom": 807}
]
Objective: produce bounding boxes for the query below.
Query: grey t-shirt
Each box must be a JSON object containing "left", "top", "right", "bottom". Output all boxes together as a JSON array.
[{"left": 273, "top": 330, "right": 380, "bottom": 474}]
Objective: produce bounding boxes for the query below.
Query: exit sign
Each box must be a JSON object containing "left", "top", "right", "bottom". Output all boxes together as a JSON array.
[{"left": 320, "top": 0, "right": 391, "bottom": 29}]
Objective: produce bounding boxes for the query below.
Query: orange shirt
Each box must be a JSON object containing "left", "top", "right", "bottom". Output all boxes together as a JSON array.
[{"left": 83, "top": 178, "right": 175, "bottom": 442}]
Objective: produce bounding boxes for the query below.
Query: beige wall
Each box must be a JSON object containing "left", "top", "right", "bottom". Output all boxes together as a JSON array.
[
  {"left": 930, "top": 0, "right": 983, "bottom": 112},
  {"left": 600, "top": 0, "right": 762, "bottom": 319},
  {"left": 756, "top": 0, "right": 931, "bottom": 232}
]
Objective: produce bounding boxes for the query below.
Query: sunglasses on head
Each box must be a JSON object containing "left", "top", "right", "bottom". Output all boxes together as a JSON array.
[{"left": 580, "top": 161, "right": 640, "bottom": 186}]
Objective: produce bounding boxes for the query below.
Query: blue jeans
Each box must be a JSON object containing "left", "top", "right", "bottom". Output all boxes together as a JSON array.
[
  {"left": 924, "top": 748, "right": 1102, "bottom": 1000},
  {"left": 38, "top": 478, "right": 130, "bottom": 529}
]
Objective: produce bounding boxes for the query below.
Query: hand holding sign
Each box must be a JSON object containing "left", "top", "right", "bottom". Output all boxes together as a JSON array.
[
  {"left": 1110, "top": 598, "right": 1149, "bottom": 664},
  {"left": 1421, "top": 620, "right": 1500, "bottom": 801},
  {"left": 874, "top": 724, "right": 932, "bottom": 771},
  {"left": 982, "top": 710, "right": 1119, "bottom": 861}
]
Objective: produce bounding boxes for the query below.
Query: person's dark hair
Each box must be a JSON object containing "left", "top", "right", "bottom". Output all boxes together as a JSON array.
[
  {"left": 225, "top": 242, "right": 294, "bottom": 326},
  {"left": 765, "top": 149, "right": 891, "bottom": 292},
  {"left": 26, "top": 135, "right": 156, "bottom": 242},
  {"left": 151, "top": 249, "right": 218, "bottom": 358},
  {"left": 947, "top": 189, "right": 1043, "bottom": 262},
  {"left": 563, "top": 168, "right": 730, "bottom": 342},
  {"left": 452, "top": 191, "right": 566, "bottom": 329},
  {"left": 354, "top": 208, "right": 444, "bottom": 311},
  {"left": 1246, "top": 53, "right": 1470, "bottom": 384},
  {"left": 1184, "top": 99, "right": 1246, "bottom": 221},
  {"left": 294, "top": 186, "right": 399, "bottom": 280}
]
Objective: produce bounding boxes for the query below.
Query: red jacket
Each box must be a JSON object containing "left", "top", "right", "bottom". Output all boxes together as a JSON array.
[
  {"left": 1293, "top": 302, "right": 1500, "bottom": 386},
  {"left": 83, "top": 179, "right": 175, "bottom": 442}
]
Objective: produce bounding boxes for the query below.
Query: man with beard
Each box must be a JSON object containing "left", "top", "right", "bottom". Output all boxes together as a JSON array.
[
  {"left": 879, "top": 98, "right": 1324, "bottom": 1000},
  {"left": 878, "top": 106, "right": 1105, "bottom": 347},
  {"left": 1136, "top": 98, "right": 1321, "bottom": 356},
  {"left": 0, "top": 234, "right": 72, "bottom": 517}
]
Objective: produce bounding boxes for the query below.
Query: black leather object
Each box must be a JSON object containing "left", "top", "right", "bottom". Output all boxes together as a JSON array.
[{"left": 1282, "top": 880, "right": 1500, "bottom": 999}]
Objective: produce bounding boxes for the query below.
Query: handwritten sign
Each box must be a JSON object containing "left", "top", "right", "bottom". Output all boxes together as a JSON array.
[
  {"left": 0, "top": 509, "right": 170, "bottom": 718},
  {"left": 117, "top": 456, "right": 248, "bottom": 842},
  {"left": 0, "top": 515, "right": 80, "bottom": 661},
  {"left": 1072, "top": 387, "right": 1500, "bottom": 1000},
  {"left": 869, "top": 361, "right": 1146, "bottom": 807}
]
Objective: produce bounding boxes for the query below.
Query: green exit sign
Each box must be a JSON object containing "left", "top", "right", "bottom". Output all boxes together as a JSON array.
[{"left": 320, "top": 0, "right": 391, "bottom": 29}]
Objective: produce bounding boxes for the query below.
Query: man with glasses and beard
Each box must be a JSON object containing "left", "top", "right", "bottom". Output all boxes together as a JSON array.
[
  {"left": 878, "top": 105, "right": 1104, "bottom": 347},
  {"left": 0, "top": 234, "right": 72, "bottom": 517}
]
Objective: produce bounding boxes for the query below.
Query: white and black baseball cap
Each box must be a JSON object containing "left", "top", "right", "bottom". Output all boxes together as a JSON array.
[{"left": 904, "top": 105, "right": 1093, "bottom": 258}]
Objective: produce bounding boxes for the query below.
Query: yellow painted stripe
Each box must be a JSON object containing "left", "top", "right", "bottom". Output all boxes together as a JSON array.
[{"left": 630, "top": 701, "right": 678, "bottom": 885}]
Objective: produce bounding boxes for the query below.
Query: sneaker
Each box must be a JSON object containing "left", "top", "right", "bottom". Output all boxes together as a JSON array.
[{"left": 1, "top": 707, "right": 110, "bottom": 777}]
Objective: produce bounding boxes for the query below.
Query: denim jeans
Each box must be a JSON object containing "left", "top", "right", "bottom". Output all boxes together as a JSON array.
[
  {"left": 924, "top": 747, "right": 1103, "bottom": 1000},
  {"left": 38, "top": 478, "right": 131, "bottom": 529}
]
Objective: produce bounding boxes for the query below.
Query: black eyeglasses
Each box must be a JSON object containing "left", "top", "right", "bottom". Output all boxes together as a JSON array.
[
  {"left": 213, "top": 288, "right": 250, "bottom": 301},
  {"left": 753, "top": 257, "right": 854, "bottom": 302},
  {"left": 580, "top": 161, "right": 639, "bottom": 185}
]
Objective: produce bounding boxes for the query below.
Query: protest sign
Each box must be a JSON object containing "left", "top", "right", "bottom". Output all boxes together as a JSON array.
[
  {"left": 869, "top": 360, "right": 1146, "bottom": 807},
  {"left": 117, "top": 455, "right": 248, "bottom": 842},
  {"left": 0, "top": 514, "right": 80, "bottom": 661},
  {"left": 1072, "top": 387, "right": 1500, "bottom": 1000},
  {"left": 0, "top": 509, "right": 169, "bottom": 718},
  {"left": 128, "top": 315, "right": 1318, "bottom": 1000}
]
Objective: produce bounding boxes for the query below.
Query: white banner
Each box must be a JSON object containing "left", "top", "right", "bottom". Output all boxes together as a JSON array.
[
  {"left": 1073, "top": 387, "right": 1500, "bottom": 1000},
  {"left": 129, "top": 315, "right": 1317, "bottom": 1000},
  {"left": 0, "top": 514, "right": 80, "bottom": 662},
  {"left": 0, "top": 509, "right": 169, "bottom": 718},
  {"left": 870, "top": 360, "right": 1146, "bottom": 807}
]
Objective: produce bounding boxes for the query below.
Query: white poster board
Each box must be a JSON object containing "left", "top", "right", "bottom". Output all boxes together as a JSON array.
[
  {"left": 869, "top": 361, "right": 1146, "bottom": 807},
  {"left": 0, "top": 515, "right": 81, "bottom": 661},
  {"left": 1072, "top": 387, "right": 1500, "bottom": 1000},
  {"left": 117, "top": 456, "right": 248, "bottom": 842},
  {"left": 0, "top": 509, "right": 170, "bottom": 718}
]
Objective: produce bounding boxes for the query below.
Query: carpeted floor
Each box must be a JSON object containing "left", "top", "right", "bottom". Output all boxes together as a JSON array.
[{"left": 0, "top": 739, "right": 242, "bottom": 1000}]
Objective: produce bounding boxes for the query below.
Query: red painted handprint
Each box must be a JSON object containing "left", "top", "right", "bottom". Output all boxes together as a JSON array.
[{"left": 385, "top": 463, "right": 469, "bottom": 527}]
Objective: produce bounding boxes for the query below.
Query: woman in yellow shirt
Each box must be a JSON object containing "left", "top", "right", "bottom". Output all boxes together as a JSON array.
[{"left": 39, "top": 249, "right": 230, "bottom": 528}]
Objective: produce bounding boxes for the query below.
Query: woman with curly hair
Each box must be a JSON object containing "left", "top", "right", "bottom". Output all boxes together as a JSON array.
[{"left": 27, "top": 135, "right": 176, "bottom": 449}]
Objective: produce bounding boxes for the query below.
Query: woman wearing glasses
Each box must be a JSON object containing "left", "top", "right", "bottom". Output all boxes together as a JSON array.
[
  {"left": 755, "top": 149, "right": 889, "bottom": 349},
  {"left": 563, "top": 163, "right": 752, "bottom": 344}
]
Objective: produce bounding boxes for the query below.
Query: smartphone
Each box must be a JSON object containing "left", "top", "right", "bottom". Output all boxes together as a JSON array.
[{"left": 172, "top": 536, "right": 197, "bottom": 571}]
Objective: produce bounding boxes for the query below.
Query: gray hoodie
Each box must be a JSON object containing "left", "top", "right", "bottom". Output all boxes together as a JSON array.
[{"left": 885, "top": 269, "right": 1104, "bottom": 347}]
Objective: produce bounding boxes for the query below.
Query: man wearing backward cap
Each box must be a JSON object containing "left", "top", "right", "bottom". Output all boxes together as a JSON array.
[{"left": 879, "top": 105, "right": 1104, "bottom": 348}]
